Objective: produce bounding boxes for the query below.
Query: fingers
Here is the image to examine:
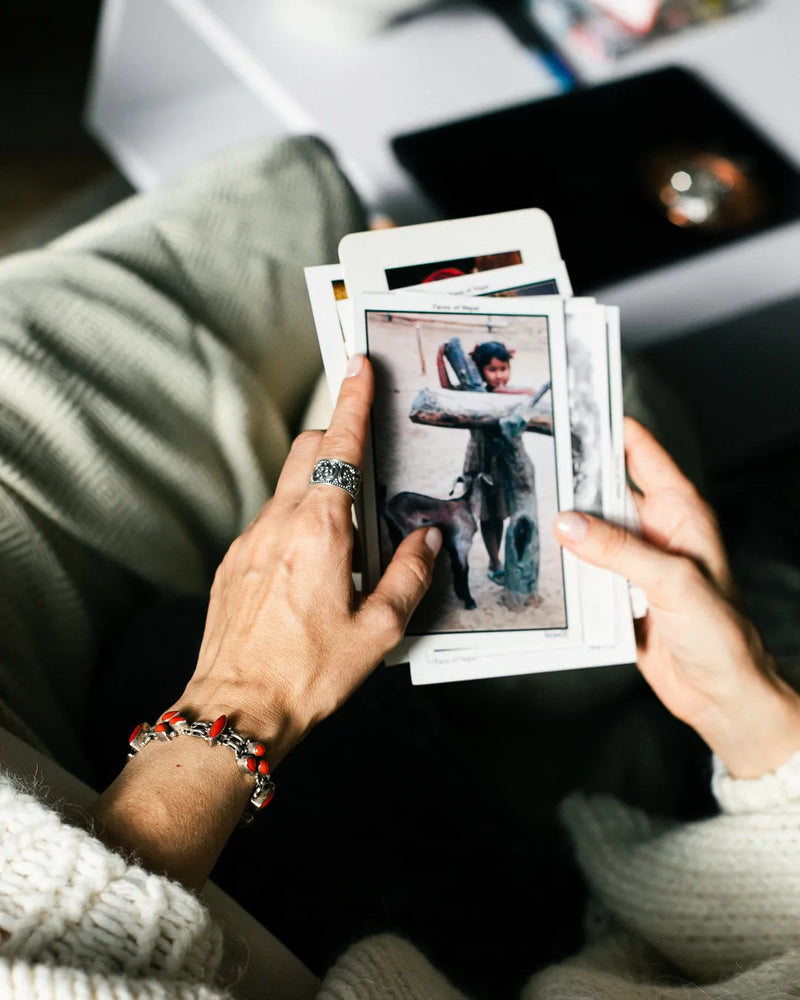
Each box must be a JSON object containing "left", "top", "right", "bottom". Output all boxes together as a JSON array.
[
  {"left": 554, "top": 510, "right": 696, "bottom": 609},
  {"left": 624, "top": 417, "right": 697, "bottom": 499},
  {"left": 357, "top": 526, "right": 442, "bottom": 655},
  {"left": 274, "top": 355, "right": 373, "bottom": 509},
  {"left": 314, "top": 355, "right": 373, "bottom": 470},
  {"left": 272, "top": 430, "right": 325, "bottom": 506},
  {"left": 623, "top": 417, "right": 735, "bottom": 598},
  {"left": 304, "top": 356, "right": 373, "bottom": 516}
]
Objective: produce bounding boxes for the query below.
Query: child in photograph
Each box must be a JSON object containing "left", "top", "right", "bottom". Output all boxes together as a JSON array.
[{"left": 464, "top": 340, "right": 542, "bottom": 589}]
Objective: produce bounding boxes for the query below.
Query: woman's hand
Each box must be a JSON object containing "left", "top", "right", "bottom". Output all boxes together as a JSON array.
[
  {"left": 176, "top": 354, "right": 441, "bottom": 766},
  {"left": 91, "top": 356, "right": 441, "bottom": 887},
  {"left": 554, "top": 416, "right": 800, "bottom": 779}
]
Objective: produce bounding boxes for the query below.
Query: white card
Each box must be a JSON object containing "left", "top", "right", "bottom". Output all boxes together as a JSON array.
[
  {"left": 304, "top": 264, "right": 350, "bottom": 402},
  {"left": 339, "top": 208, "right": 562, "bottom": 315},
  {"left": 411, "top": 637, "right": 634, "bottom": 685}
]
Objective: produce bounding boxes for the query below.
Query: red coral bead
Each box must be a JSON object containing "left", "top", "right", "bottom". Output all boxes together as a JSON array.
[
  {"left": 209, "top": 715, "right": 227, "bottom": 739},
  {"left": 253, "top": 743, "right": 266, "bottom": 757},
  {"left": 154, "top": 722, "right": 167, "bottom": 733},
  {"left": 128, "top": 723, "right": 143, "bottom": 746},
  {"left": 258, "top": 758, "right": 270, "bottom": 776},
  {"left": 161, "top": 710, "right": 178, "bottom": 722},
  {"left": 260, "top": 787, "right": 276, "bottom": 809},
  {"left": 170, "top": 714, "right": 185, "bottom": 725},
  {"left": 246, "top": 756, "right": 258, "bottom": 774}
]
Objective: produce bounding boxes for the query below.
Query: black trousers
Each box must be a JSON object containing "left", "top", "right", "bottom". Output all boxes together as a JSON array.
[{"left": 91, "top": 594, "right": 711, "bottom": 1000}]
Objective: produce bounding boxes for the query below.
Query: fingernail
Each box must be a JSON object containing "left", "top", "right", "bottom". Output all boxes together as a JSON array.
[
  {"left": 554, "top": 511, "right": 589, "bottom": 542},
  {"left": 345, "top": 354, "right": 364, "bottom": 377},
  {"left": 425, "top": 526, "right": 443, "bottom": 556}
]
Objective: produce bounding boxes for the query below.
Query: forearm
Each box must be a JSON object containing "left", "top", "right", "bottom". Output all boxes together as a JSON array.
[
  {"left": 692, "top": 665, "right": 800, "bottom": 781},
  {"left": 90, "top": 736, "right": 252, "bottom": 890}
]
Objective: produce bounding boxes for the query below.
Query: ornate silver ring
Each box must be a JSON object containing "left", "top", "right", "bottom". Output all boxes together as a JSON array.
[{"left": 309, "top": 458, "right": 362, "bottom": 499}]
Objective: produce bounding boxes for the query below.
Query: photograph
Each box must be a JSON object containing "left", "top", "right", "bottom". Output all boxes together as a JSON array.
[
  {"left": 564, "top": 303, "right": 609, "bottom": 517},
  {"left": 402, "top": 261, "right": 571, "bottom": 298},
  {"left": 365, "top": 301, "right": 569, "bottom": 636},
  {"left": 405, "top": 264, "right": 605, "bottom": 517},
  {"left": 304, "top": 264, "right": 351, "bottom": 400},
  {"left": 385, "top": 250, "right": 522, "bottom": 289},
  {"left": 494, "top": 279, "right": 560, "bottom": 297}
]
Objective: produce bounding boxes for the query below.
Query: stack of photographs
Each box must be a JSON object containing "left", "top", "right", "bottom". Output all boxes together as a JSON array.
[{"left": 305, "top": 208, "right": 639, "bottom": 685}]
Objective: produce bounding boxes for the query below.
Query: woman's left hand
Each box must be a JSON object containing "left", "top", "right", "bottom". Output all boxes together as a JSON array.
[{"left": 555, "top": 417, "right": 800, "bottom": 780}]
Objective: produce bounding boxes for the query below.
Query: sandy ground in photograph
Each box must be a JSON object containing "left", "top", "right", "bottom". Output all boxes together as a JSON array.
[{"left": 369, "top": 310, "right": 566, "bottom": 635}]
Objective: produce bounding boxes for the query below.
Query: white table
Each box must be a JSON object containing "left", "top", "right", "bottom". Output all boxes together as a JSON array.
[
  {"left": 86, "top": 0, "right": 800, "bottom": 349},
  {"left": 85, "top": 0, "right": 560, "bottom": 218}
]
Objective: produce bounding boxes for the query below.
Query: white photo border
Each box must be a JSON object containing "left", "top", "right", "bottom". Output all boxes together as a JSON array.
[
  {"left": 339, "top": 208, "right": 563, "bottom": 304},
  {"left": 354, "top": 290, "right": 582, "bottom": 658}
]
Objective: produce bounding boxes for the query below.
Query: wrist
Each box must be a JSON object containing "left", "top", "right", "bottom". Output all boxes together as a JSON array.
[
  {"left": 173, "top": 685, "right": 304, "bottom": 768},
  {"left": 695, "top": 668, "right": 800, "bottom": 780},
  {"left": 91, "top": 736, "right": 252, "bottom": 889},
  {"left": 130, "top": 711, "right": 277, "bottom": 814}
]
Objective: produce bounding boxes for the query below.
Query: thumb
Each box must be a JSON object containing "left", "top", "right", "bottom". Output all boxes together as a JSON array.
[
  {"left": 554, "top": 510, "right": 685, "bottom": 607},
  {"left": 358, "top": 526, "right": 442, "bottom": 651}
]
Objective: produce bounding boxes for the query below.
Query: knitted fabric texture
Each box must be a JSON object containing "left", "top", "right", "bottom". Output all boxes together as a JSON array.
[
  {"left": 556, "top": 773, "right": 800, "bottom": 984},
  {"left": 0, "top": 136, "right": 365, "bottom": 780},
  {"left": 313, "top": 751, "right": 800, "bottom": 1000},
  {"left": 321, "top": 750, "right": 800, "bottom": 1000},
  {"left": 712, "top": 747, "right": 800, "bottom": 812},
  {"left": 5, "top": 759, "right": 800, "bottom": 1000},
  {"left": 0, "top": 962, "right": 227, "bottom": 1000},
  {"left": 0, "top": 774, "right": 222, "bottom": 992},
  {"left": 318, "top": 934, "right": 469, "bottom": 1000}
]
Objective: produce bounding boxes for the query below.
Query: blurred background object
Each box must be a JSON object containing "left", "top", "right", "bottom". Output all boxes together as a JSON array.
[
  {"left": 525, "top": 0, "right": 760, "bottom": 75},
  {"left": 273, "top": 0, "right": 440, "bottom": 43},
  {"left": 0, "top": 2, "right": 130, "bottom": 256},
  {"left": 648, "top": 148, "right": 766, "bottom": 229},
  {"left": 84, "top": 0, "right": 800, "bottom": 352},
  {"left": 391, "top": 67, "right": 800, "bottom": 290},
  {"left": 84, "top": 0, "right": 561, "bottom": 206}
]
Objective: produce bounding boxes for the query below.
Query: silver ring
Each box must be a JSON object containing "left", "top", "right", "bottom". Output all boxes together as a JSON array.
[{"left": 309, "top": 458, "right": 362, "bottom": 499}]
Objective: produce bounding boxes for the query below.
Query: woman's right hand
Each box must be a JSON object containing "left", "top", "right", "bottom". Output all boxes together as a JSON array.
[
  {"left": 176, "top": 355, "right": 440, "bottom": 767},
  {"left": 555, "top": 417, "right": 800, "bottom": 779},
  {"left": 91, "top": 356, "right": 441, "bottom": 888}
]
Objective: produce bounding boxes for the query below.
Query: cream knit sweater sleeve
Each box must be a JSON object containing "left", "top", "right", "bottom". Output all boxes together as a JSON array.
[
  {"left": 319, "top": 749, "right": 800, "bottom": 1000},
  {"left": 4, "top": 754, "right": 800, "bottom": 1000},
  {"left": 536, "top": 748, "right": 800, "bottom": 991},
  {"left": 0, "top": 771, "right": 229, "bottom": 999},
  {"left": 0, "top": 769, "right": 464, "bottom": 1000}
]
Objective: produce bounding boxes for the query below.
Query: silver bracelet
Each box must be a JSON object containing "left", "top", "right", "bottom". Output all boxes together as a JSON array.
[{"left": 128, "top": 711, "right": 275, "bottom": 824}]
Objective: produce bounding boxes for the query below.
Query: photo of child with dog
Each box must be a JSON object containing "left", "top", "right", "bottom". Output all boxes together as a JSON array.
[{"left": 367, "top": 307, "right": 567, "bottom": 636}]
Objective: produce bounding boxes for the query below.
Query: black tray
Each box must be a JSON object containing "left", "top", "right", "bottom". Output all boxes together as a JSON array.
[{"left": 391, "top": 67, "right": 800, "bottom": 291}]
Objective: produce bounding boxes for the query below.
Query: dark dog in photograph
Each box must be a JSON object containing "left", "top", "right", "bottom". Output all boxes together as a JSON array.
[{"left": 382, "top": 472, "right": 491, "bottom": 610}]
